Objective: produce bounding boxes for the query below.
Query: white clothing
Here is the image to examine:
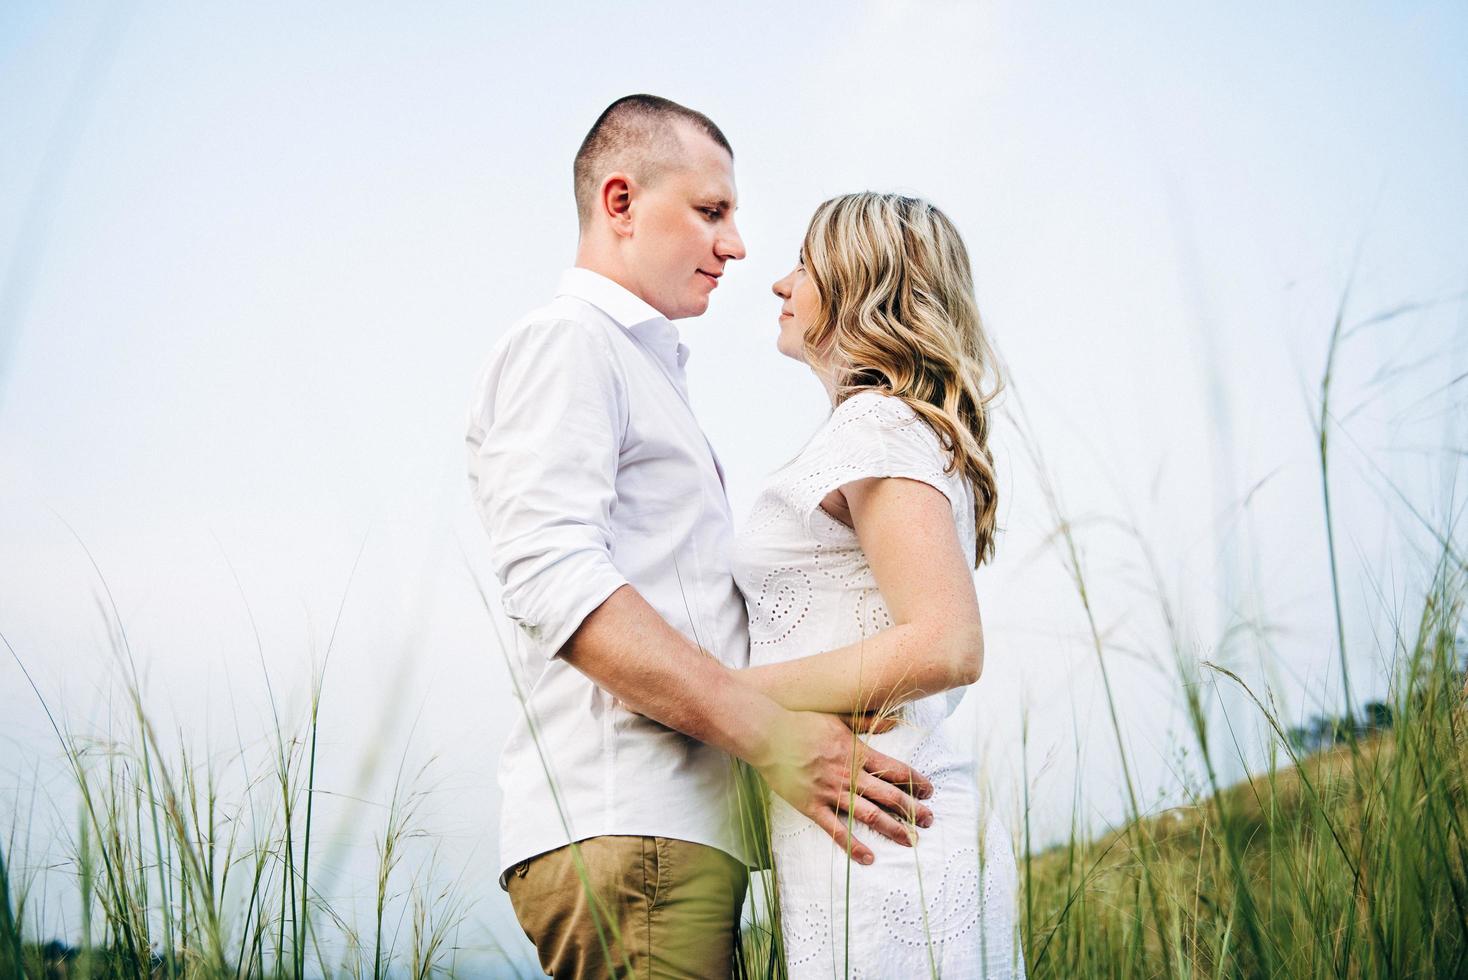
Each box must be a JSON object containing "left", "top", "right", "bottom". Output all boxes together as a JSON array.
[
  {"left": 466, "top": 268, "right": 751, "bottom": 882},
  {"left": 732, "top": 391, "right": 1026, "bottom": 979}
]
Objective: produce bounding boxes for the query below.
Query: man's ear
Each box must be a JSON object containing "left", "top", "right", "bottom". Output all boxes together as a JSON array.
[{"left": 601, "top": 174, "right": 634, "bottom": 239}]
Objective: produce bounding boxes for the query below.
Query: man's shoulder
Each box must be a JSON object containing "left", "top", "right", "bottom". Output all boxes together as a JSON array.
[
  {"left": 496, "top": 294, "right": 615, "bottom": 353},
  {"left": 473, "top": 295, "right": 627, "bottom": 383},
  {"left": 467, "top": 295, "right": 624, "bottom": 415}
]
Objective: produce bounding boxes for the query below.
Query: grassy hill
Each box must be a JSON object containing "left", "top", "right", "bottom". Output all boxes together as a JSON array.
[{"left": 1022, "top": 689, "right": 1467, "bottom": 978}]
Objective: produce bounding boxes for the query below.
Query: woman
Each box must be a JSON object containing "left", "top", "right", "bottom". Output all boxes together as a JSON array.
[{"left": 732, "top": 192, "right": 1025, "bottom": 978}]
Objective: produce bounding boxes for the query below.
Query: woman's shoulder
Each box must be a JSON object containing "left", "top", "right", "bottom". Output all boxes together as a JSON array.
[
  {"left": 816, "top": 389, "right": 962, "bottom": 489},
  {"left": 766, "top": 388, "right": 974, "bottom": 543},
  {"left": 825, "top": 389, "right": 938, "bottom": 448}
]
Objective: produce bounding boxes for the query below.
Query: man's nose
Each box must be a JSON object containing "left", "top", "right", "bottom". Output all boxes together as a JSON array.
[{"left": 717, "top": 220, "right": 747, "bottom": 262}]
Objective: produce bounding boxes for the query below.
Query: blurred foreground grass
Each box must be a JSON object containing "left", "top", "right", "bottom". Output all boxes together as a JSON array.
[{"left": 5, "top": 592, "right": 1464, "bottom": 979}]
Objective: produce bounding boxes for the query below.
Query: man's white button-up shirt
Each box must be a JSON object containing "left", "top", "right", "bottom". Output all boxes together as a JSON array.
[{"left": 466, "top": 268, "right": 751, "bottom": 881}]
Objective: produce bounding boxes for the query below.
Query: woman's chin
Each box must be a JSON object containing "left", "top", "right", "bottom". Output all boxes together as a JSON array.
[{"left": 775, "top": 340, "right": 807, "bottom": 364}]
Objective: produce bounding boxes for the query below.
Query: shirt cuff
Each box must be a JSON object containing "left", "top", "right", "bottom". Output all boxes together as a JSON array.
[{"left": 505, "top": 550, "right": 628, "bottom": 660}]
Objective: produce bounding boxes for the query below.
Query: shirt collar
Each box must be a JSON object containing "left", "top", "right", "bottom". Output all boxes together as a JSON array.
[{"left": 556, "top": 267, "right": 690, "bottom": 370}]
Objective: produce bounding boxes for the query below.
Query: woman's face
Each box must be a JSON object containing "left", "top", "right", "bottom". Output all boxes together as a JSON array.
[{"left": 771, "top": 256, "right": 821, "bottom": 363}]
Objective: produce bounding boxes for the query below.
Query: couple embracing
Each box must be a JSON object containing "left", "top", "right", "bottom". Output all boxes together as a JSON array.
[{"left": 467, "top": 94, "right": 1025, "bottom": 979}]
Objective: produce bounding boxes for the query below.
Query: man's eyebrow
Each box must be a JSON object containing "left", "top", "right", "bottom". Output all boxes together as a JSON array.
[{"left": 700, "top": 198, "right": 734, "bottom": 210}]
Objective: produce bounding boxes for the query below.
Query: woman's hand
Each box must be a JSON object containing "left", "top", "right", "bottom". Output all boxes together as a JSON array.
[{"left": 843, "top": 710, "right": 900, "bottom": 735}]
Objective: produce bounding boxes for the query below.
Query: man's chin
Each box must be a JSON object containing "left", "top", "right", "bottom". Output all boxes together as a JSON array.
[{"left": 670, "top": 297, "right": 711, "bottom": 320}]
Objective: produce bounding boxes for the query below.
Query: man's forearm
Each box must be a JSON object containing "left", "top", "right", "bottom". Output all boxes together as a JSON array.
[
  {"left": 562, "top": 584, "right": 938, "bottom": 860},
  {"left": 559, "top": 584, "right": 784, "bottom": 766}
]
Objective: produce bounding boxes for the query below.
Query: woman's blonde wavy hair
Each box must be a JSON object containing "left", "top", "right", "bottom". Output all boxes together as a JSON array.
[{"left": 801, "top": 191, "right": 1001, "bottom": 566}]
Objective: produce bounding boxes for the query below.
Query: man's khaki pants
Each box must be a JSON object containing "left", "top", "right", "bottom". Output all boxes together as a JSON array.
[{"left": 506, "top": 835, "right": 747, "bottom": 979}]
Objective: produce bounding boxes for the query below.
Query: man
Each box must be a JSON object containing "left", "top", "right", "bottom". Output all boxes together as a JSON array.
[{"left": 466, "top": 94, "right": 933, "bottom": 978}]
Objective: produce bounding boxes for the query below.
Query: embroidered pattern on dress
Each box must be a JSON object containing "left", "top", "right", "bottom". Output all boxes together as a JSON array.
[
  {"left": 854, "top": 587, "right": 894, "bottom": 636},
  {"left": 812, "top": 539, "right": 867, "bottom": 584},
  {"left": 881, "top": 845, "right": 982, "bottom": 948},
  {"left": 744, "top": 491, "right": 789, "bottom": 537},
  {"left": 770, "top": 797, "right": 818, "bottom": 842},
  {"left": 748, "top": 567, "right": 813, "bottom": 646},
  {"left": 780, "top": 899, "right": 828, "bottom": 968},
  {"left": 903, "top": 733, "right": 944, "bottom": 809}
]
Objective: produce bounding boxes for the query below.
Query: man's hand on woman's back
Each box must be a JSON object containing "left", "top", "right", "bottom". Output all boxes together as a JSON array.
[
  {"left": 562, "top": 585, "right": 933, "bottom": 864},
  {"left": 750, "top": 709, "right": 934, "bottom": 866}
]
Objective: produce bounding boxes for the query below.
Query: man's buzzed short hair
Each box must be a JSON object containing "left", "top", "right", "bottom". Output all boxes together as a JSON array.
[{"left": 574, "top": 94, "right": 733, "bottom": 228}]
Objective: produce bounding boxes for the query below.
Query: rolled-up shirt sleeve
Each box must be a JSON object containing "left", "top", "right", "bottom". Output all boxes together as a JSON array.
[{"left": 466, "top": 317, "right": 630, "bottom": 659}]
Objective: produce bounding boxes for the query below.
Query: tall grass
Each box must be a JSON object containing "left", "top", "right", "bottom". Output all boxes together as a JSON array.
[
  {"left": 2, "top": 288, "right": 1464, "bottom": 978},
  {"left": 1020, "top": 534, "right": 1465, "bottom": 977},
  {"left": 0, "top": 553, "right": 483, "bottom": 979},
  {"left": 1015, "top": 283, "right": 1467, "bottom": 977}
]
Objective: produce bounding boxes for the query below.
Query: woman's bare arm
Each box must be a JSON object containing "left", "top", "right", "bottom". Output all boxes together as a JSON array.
[
  {"left": 739, "top": 476, "right": 985, "bottom": 715},
  {"left": 561, "top": 585, "right": 935, "bottom": 860}
]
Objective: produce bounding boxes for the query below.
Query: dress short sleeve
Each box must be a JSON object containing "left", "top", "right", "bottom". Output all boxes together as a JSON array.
[{"left": 793, "top": 391, "right": 966, "bottom": 541}]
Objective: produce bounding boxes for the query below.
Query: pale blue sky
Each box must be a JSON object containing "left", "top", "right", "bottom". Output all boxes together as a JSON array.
[{"left": 2, "top": 0, "right": 1465, "bottom": 965}]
